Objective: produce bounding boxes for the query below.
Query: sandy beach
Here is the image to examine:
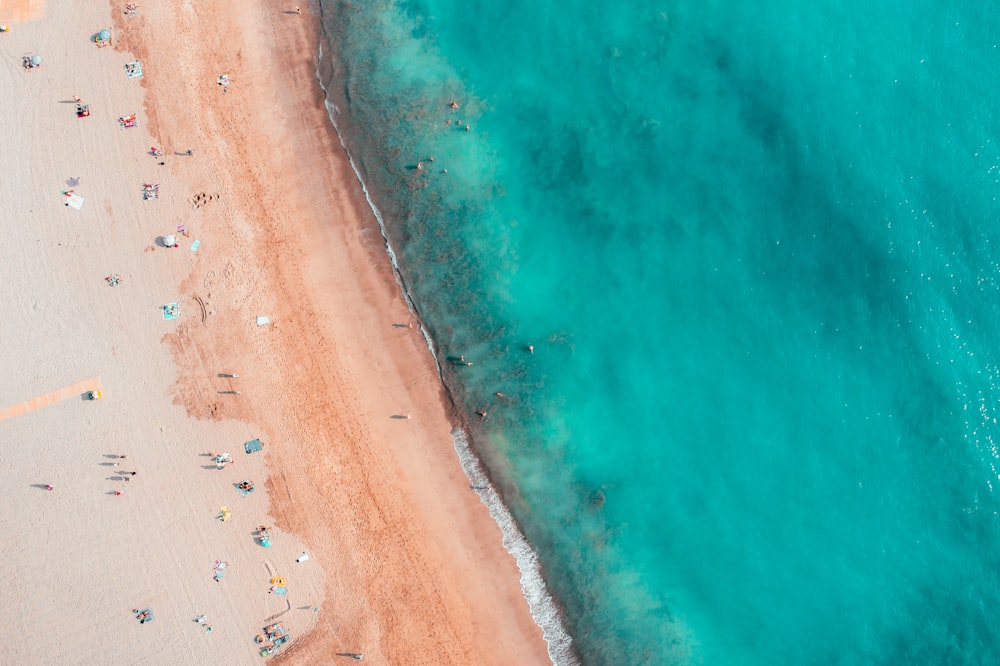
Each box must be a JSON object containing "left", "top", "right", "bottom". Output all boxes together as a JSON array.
[{"left": 0, "top": 0, "right": 549, "bottom": 663}]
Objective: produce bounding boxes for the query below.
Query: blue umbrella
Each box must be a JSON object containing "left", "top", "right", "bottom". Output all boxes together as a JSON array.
[
  {"left": 98, "top": 29, "right": 110, "bottom": 41},
  {"left": 29, "top": 55, "right": 41, "bottom": 66}
]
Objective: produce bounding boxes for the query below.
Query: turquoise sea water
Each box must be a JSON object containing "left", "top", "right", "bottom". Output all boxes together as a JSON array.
[{"left": 318, "top": 1, "right": 1000, "bottom": 663}]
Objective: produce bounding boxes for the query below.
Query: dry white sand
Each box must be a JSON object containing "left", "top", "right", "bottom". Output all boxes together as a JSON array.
[{"left": 0, "top": 2, "right": 323, "bottom": 663}]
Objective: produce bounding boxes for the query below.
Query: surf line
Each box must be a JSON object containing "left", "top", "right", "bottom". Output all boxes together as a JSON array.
[{"left": 315, "top": 49, "right": 577, "bottom": 664}]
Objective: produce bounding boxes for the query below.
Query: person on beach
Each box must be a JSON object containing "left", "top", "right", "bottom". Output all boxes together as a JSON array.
[
  {"left": 72, "top": 95, "right": 81, "bottom": 102},
  {"left": 114, "top": 490, "right": 122, "bottom": 496},
  {"left": 44, "top": 484, "right": 54, "bottom": 491},
  {"left": 527, "top": 344, "right": 534, "bottom": 353},
  {"left": 450, "top": 100, "right": 459, "bottom": 109},
  {"left": 476, "top": 410, "right": 488, "bottom": 420},
  {"left": 186, "top": 149, "right": 194, "bottom": 156},
  {"left": 295, "top": 5, "right": 301, "bottom": 13}
]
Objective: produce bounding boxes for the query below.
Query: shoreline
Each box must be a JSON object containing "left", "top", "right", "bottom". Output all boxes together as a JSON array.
[{"left": 318, "top": 67, "right": 578, "bottom": 663}]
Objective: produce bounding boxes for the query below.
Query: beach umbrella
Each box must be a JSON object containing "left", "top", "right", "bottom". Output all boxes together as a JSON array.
[
  {"left": 30, "top": 55, "right": 41, "bottom": 66},
  {"left": 163, "top": 234, "right": 177, "bottom": 247},
  {"left": 98, "top": 29, "right": 110, "bottom": 41}
]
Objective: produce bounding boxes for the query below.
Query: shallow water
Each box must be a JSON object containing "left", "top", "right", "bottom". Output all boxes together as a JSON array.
[{"left": 317, "top": 0, "right": 1000, "bottom": 662}]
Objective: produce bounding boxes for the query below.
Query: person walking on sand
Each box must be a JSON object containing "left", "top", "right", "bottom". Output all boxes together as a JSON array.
[
  {"left": 72, "top": 95, "right": 81, "bottom": 103},
  {"left": 44, "top": 484, "right": 54, "bottom": 491},
  {"left": 295, "top": 5, "right": 301, "bottom": 13}
]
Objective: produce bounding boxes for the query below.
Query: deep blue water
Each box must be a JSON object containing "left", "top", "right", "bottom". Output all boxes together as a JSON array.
[{"left": 317, "top": 1, "right": 1000, "bottom": 663}]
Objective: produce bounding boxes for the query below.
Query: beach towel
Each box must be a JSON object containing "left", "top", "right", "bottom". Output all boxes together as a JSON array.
[
  {"left": 255, "top": 316, "right": 271, "bottom": 326},
  {"left": 162, "top": 302, "right": 179, "bottom": 320},
  {"left": 245, "top": 439, "right": 263, "bottom": 454},
  {"left": 124, "top": 60, "right": 142, "bottom": 78},
  {"left": 142, "top": 184, "right": 159, "bottom": 200},
  {"left": 190, "top": 239, "right": 201, "bottom": 252},
  {"left": 118, "top": 114, "right": 137, "bottom": 129},
  {"left": 65, "top": 193, "right": 84, "bottom": 210}
]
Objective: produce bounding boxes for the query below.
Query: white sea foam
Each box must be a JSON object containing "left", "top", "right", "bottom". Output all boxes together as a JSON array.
[{"left": 317, "top": 51, "right": 576, "bottom": 664}]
